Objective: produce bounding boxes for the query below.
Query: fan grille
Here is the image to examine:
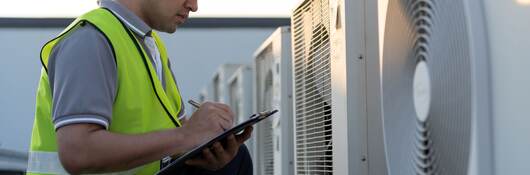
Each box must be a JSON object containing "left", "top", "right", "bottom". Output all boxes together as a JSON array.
[
  {"left": 292, "top": 0, "right": 333, "bottom": 174},
  {"left": 382, "top": 0, "right": 472, "bottom": 174}
]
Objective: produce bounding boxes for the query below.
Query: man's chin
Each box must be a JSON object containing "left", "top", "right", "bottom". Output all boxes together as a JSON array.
[
  {"left": 167, "top": 27, "right": 178, "bottom": 33},
  {"left": 158, "top": 25, "right": 178, "bottom": 33}
]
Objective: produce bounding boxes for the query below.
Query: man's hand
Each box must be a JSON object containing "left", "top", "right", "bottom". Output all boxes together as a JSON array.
[
  {"left": 182, "top": 101, "right": 235, "bottom": 147},
  {"left": 185, "top": 126, "right": 253, "bottom": 171}
]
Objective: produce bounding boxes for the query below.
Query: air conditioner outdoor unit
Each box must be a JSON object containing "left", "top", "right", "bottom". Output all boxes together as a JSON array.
[
  {"left": 228, "top": 65, "right": 254, "bottom": 125},
  {"left": 291, "top": 0, "right": 387, "bottom": 174},
  {"left": 253, "top": 27, "right": 294, "bottom": 175},
  {"left": 198, "top": 87, "right": 208, "bottom": 103},
  {"left": 381, "top": 0, "right": 530, "bottom": 174},
  {"left": 226, "top": 65, "right": 256, "bottom": 161},
  {"left": 211, "top": 64, "right": 243, "bottom": 103}
]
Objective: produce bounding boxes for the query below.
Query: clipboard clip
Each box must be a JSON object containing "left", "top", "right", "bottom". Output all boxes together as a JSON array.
[{"left": 254, "top": 110, "right": 279, "bottom": 120}]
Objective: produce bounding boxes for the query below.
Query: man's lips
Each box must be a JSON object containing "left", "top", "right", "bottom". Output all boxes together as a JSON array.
[
  {"left": 177, "top": 13, "right": 188, "bottom": 19},
  {"left": 176, "top": 14, "right": 188, "bottom": 24}
]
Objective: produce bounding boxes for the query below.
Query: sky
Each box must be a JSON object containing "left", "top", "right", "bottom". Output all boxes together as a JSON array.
[
  {"left": 4, "top": 0, "right": 528, "bottom": 18},
  {"left": 0, "top": 0, "right": 300, "bottom": 18}
]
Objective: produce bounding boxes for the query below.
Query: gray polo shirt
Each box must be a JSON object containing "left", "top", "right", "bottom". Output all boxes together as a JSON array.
[{"left": 49, "top": 0, "right": 184, "bottom": 130}]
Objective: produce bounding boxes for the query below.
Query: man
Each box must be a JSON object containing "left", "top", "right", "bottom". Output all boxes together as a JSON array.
[{"left": 27, "top": 0, "right": 253, "bottom": 174}]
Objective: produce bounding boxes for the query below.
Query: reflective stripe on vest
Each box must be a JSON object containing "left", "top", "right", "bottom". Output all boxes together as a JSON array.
[
  {"left": 27, "top": 151, "right": 142, "bottom": 175},
  {"left": 27, "top": 151, "right": 68, "bottom": 174}
]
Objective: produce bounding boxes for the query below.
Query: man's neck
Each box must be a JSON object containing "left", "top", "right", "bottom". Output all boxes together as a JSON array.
[{"left": 115, "top": 0, "right": 153, "bottom": 28}]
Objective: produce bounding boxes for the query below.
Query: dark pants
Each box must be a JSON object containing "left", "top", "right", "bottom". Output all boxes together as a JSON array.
[{"left": 179, "top": 145, "right": 253, "bottom": 175}]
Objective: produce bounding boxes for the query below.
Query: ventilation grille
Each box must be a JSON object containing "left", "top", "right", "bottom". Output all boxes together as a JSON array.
[
  {"left": 213, "top": 75, "right": 220, "bottom": 102},
  {"left": 262, "top": 119, "right": 275, "bottom": 174},
  {"left": 255, "top": 44, "right": 276, "bottom": 175},
  {"left": 228, "top": 78, "right": 240, "bottom": 124},
  {"left": 292, "top": 0, "right": 333, "bottom": 174},
  {"left": 382, "top": 0, "right": 472, "bottom": 174}
]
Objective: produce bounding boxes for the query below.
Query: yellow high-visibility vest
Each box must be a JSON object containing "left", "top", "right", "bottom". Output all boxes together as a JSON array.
[{"left": 28, "top": 8, "right": 183, "bottom": 175}]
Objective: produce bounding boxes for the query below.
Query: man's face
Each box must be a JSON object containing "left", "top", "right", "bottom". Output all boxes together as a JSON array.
[{"left": 142, "top": 0, "right": 198, "bottom": 33}]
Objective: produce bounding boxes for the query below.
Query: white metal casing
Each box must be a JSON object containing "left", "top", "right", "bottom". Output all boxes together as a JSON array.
[
  {"left": 253, "top": 27, "right": 295, "bottom": 175},
  {"left": 291, "top": 0, "right": 387, "bottom": 174},
  {"left": 476, "top": 0, "right": 530, "bottom": 174},
  {"left": 211, "top": 64, "right": 243, "bottom": 103}
]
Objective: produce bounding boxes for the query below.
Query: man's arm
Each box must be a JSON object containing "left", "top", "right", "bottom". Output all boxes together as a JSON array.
[
  {"left": 56, "top": 124, "right": 191, "bottom": 174},
  {"left": 56, "top": 101, "right": 235, "bottom": 174}
]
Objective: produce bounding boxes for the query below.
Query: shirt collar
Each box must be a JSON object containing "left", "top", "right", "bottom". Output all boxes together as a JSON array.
[{"left": 99, "top": 0, "right": 152, "bottom": 38}]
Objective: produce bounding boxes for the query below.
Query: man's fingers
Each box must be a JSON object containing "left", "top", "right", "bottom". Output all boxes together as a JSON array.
[
  {"left": 226, "top": 134, "right": 239, "bottom": 155},
  {"left": 218, "top": 112, "right": 234, "bottom": 126},
  {"left": 212, "top": 103, "right": 235, "bottom": 124},
  {"left": 236, "top": 126, "right": 253, "bottom": 143},
  {"left": 212, "top": 142, "right": 229, "bottom": 160},
  {"left": 213, "top": 102, "right": 234, "bottom": 116},
  {"left": 185, "top": 157, "right": 208, "bottom": 166},
  {"left": 185, "top": 148, "right": 223, "bottom": 171},
  {"left": 202, "top": 148, "right": 218, "bottom": 165},
  {"left": 215, "top": 117, "right": 230, "bottom": 132},
  {"left": 202, "top": 102, "right": 235, "bottom": 130}
]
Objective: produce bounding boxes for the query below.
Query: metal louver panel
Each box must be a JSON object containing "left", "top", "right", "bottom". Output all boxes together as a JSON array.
[
  {"left": 229, "top": 79, "right": 240, "bottom": 123},
  {"left": 255, "top": 45, "right": 276, "bottom": 175},
  {"left": 254, "top": 27, "right": 294, "bottom": 175},
  {"left": 292, "top": 0, "right": 333, "bottom": 174},
  {"left": 213, "top": 75, "right": 221, "bottom": 102}
]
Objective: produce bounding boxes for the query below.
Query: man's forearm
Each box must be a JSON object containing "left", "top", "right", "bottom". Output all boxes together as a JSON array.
[{"left": 56, "top": 124, "right": 197, "bottom": 174}]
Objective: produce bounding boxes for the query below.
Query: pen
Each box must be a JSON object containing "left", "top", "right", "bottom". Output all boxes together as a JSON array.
[{"left": 188, "top": 100, "right": 201, "bottom": 109}]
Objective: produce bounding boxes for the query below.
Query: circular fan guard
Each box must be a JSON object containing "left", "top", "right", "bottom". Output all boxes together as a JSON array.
[{"left": 382, "top": 0, "right": 473, "bottom": 174}]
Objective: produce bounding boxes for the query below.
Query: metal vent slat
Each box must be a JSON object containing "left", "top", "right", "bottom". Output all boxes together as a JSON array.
[
  {"left": 255, "top": 44, "right": 276, "bottom": 175},
  {"left": 292, "top": 0, "right": 333, "bottom": 174}
]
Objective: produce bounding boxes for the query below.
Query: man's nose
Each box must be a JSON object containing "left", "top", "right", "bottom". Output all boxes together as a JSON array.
[{"left": 186, "top": 0, "right": 198, "bottom": 12}]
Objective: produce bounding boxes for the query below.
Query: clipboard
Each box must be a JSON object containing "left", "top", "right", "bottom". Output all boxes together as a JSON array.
[{"left": 156, "top": 109, "right": 278, "bottom": 175}]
